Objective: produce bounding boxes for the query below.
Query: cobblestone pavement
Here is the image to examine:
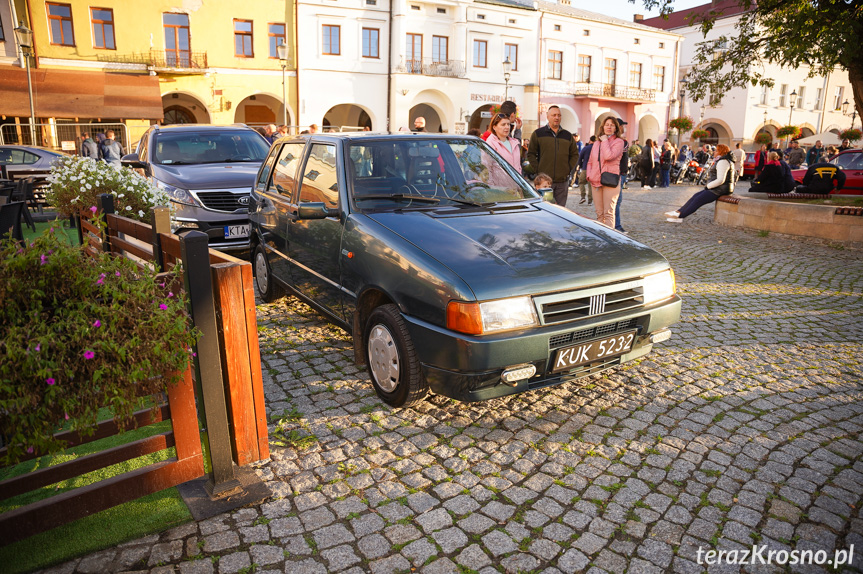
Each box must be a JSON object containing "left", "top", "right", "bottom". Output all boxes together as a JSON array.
[{"left": 43, "top": 184, "right": 863, "bottom": 574}]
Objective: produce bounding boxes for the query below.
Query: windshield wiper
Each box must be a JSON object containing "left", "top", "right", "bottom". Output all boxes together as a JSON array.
[
  {"left": 355, "top": 193, "right": 440, "bottom": 203},
  {"left": 447, "top": 197, "right": 497, "bottom": 208}
]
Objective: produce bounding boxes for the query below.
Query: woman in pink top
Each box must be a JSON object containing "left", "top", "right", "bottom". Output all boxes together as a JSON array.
[
  {"left": 586, "top": 117, "right": 625, "bottom": 228},
  {"left": 485, "top": 114, "right": 522, "bottom": 174}
]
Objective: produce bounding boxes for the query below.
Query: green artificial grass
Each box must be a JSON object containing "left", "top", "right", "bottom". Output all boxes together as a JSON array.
[
  {"left": 21, "top": 216, "right": 80, "bottom": 246},
  {"left": 0, "top": 402, "right": 198, "bottom": 573}
]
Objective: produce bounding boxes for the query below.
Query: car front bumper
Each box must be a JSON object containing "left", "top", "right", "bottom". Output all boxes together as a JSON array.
[
  {"left": 403, "top": 296, "right": 682, "bottom": 402},
  {"left": 171, "top": 203, "right": 251, "bottom": 254}
]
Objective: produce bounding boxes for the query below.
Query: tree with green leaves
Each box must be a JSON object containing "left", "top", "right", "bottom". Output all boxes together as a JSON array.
[{"left": 640, "top": 0, "right": 862, "bottom": 119}]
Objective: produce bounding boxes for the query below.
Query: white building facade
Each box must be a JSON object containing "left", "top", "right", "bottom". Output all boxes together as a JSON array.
[{"left": 642, "top": 2, "right": 857, "bottom": 148}]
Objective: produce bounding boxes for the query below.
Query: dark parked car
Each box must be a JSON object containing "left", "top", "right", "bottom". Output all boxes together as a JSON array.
[
  {"left": 0, "top": 145, "right": 68, "bottom": 186},
  {"left": 122, "top": 124, "right": 270, "bottom": 252},
  {"left": 791, "top": 148, "right": 863, "bottom": 194},
  {"left": 250, "top": 133, "right": 681, "bottom": 407}
]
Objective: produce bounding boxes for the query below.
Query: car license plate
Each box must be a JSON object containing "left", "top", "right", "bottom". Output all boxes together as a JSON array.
[
  {"left": 551, "top": 330, "right": 637, "bottom": 373},
  {"left": 224, "top": 224, "right": 250, "bottom": 239}
]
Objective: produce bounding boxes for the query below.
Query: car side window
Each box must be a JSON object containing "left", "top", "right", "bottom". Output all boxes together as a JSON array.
[
  {"left": 256, "top": 144, "right": 279, "bottom": 190},
  {"left": 7, "top": 150, "right": 39, "bottom": 165},
  {"left": 834, "top": 154, "right": 857, "bottom": 169},
  {"left": 138, "top": 133, "right": 149, "bottom": 162},
  {"left": 298, "top": 144, "right": 339, "bottom": 209},
  {"left": 270, "top": 142, "right": 305, "bottom": 197}
]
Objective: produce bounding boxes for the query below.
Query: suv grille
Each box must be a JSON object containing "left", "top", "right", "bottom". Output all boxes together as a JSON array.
[
  {"left": 549, "top": 318, "right": 639, "bottom": 349},
  {"left": 536, "top": 282, "right": 644, "bottom": 325},
  {"left": 196, "top": 191, "right": 248, "bottom": 212}
]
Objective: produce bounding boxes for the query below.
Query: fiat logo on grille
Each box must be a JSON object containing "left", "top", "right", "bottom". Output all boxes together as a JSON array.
[
  {"left": 589, "top": 294, "right": 606, "bottom": 315},
  {"left": 238, "top": 196, "right": 250, "bottom": 206}
]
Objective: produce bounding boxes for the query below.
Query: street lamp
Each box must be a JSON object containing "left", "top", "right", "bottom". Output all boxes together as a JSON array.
[
  {"left": 842, "top": 99, "right": 858, "bottom": 128},
  {"left": 14, "top": 22, "right": 36, "bottom": 146},
  {"left": 502, "top": 57, "right": 512, "bottom": 101},
  {"left": 788, "top": 89, "right": 797, "bottom": 124},
  {"left": 763, "top": 109, "right": 768, "bottom": 127},
  {"left": 276, "top": 41, "right": 289, "bottom": 128}
]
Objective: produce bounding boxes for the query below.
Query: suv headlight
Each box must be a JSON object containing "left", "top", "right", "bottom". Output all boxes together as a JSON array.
[
  {"left": 643, "top": 269, "right": 676, "bottom": 304},
  {"left": 447, "top": 296, "right": 539, "bottom": 335},
  {"left": 155, "top": 179, "right": 201, "bottom": 207}
]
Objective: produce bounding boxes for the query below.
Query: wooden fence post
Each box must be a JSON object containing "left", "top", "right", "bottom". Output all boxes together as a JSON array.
[
  {"left": 179, "top": 231, "right": 242, "bottom": 498},
  {"left": 150, "top": 206, "right": 170, "bottom": 271},
  {"left": 97, "top": 193, "right": 115, "bottom": 253}
]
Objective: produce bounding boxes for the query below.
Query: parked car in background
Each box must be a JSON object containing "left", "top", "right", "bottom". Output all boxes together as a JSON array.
[
  {"left": 250, "top": 133, "right": 681, "bottom": 407},
  {"left": 122, "top": 124, "right": 270, "bottom": 253},
  {"left": 791, "top": 149, "right": 863, "bottom": 194},
  {"left": 742, "top": 151, "right": 757, "bottom": 180},
  {"left": 0, "top": 144, "right": 68, "bottom": 186}
]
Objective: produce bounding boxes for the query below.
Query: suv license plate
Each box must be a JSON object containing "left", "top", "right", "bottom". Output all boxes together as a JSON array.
[
  {"left": 551, "top": 330, "right": 637, "bottom": 373},
  {"left": 224, "top": 224, "right": 250, "bottom": 239}
]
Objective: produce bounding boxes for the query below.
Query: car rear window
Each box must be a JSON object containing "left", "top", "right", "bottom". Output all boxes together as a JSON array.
[{"left": 153, "top": 130, "right": 270, "bottom": 165}]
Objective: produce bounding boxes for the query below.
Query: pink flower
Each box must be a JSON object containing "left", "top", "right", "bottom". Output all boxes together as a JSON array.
[
  {"left": 46, "top": 378, "right": 56, "bottom": 385},
  {"left": 90, "top": 206, "right": 98, "bottom": 213},
  {"left": 64, "top": 413, "right": 70, "bottom": 420},
  {"left": 168, "top": 292, "right": 174, "bottom": 298},
  {"left": 96, "top": 277, "right": 104, "bottom": 285},
  {"left": 26, "top": 447, "right": 34, "bottom": 454},
  {"left": 40, "top": 254, "right": 48, "bottom": 265},
  {"left": 159, "top": 303, "right": 168, "bottom": 310},
  {"left": 115, "top": 271, "right": 121, "bottom": 277},
  {"left": 34, "top": 343, "right": 40, "bottom": 352},
  {"left": 93, "top": 320, "right": 101, "bottom": 328},
  {"left": 84, "top": 350, "right": 95, "bottom": 359}
]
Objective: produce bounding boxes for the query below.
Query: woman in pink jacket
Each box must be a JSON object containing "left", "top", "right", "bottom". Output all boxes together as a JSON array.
[
  {"left": 485, "top": 113, "right": 522, "bottom": 175},
  {"left": 587, "top": 117, "right": 625, "bottom": 228}
]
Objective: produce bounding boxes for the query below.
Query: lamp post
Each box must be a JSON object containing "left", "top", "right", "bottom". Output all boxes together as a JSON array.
[
  {"left": 276, "top": 41, "right": 289, "bottom": 128},
  {"left": 502, "top": 57, "right": 512, "bottom": 101},
  {"left": 14, "top": 22, "right": 36, "bottom": 146},
  {"left": 842, "top": 99, "right": 858, "bottom": 129},
  {"left": 788, "top": 89, "right": 797, "bottom": 124}
]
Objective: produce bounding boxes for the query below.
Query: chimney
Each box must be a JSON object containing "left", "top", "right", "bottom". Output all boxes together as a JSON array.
[{"left": 633, "top": 14, "right": 644, "bottom": 22}]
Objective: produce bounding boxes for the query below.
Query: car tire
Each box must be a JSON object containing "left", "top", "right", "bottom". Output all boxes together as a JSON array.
[
  {"left": 253, "top": 242, "right": 283, "bottom": 303},
  {"left": 365, "top": 304, "right": 428, "bottom": 408}
]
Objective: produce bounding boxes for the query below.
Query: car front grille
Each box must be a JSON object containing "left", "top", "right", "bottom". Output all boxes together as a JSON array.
[
  {"left": 535, "top": 281, "right": 644, "bottom": 325},
  {"left": 548, "top": 318, "right": 639, "bottom": 349},
  {"left": 196, "top": 191, "right": 248, "bottom": 213}
]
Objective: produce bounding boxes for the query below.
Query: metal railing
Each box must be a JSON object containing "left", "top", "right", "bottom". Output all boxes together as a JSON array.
[
  {"left": 395, "top": 58, "right": 466, "bottom": 78},
  {"left": 0, "top": 122, "right": 136, "bottom": 154},
  {"left": 97, "top": 49, "right": 208, "bottom": 72},
  {"left": 569, "top": 82, "right": 657, "bottom": 102}
]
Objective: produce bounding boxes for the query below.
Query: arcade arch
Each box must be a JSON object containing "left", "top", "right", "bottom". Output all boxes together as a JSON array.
[
  {"left": 322, "top": 104, "right": 375, "bottom": 131},
  {"left": 161, "top": 92, "right": 210, "bottom": 124}
]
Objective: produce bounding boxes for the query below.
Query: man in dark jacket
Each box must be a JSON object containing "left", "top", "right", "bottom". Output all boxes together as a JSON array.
[
  {"left": 785, "top": 140, "right": 806, "bottom": 168},
  {"left": 795, "top": 161, "right": 846, "bottom": 194},
  {"left": 527, "top": 105, "right": 579, "bottom": 206},
  {"left": 99, "top": 130, "right": 124, "bottom": 168},
  {"left": 80, "top": 133, "right": 100, "bottom": 159},
  {"left": 805, "top": 140, "right": 824, "bottom": 165},
  {"left": 576, "top": 136, "right": 595, "bottom": 204}
]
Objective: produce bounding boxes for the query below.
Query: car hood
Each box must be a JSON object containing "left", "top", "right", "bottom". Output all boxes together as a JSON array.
[
  {"left": 365, "top": 202, "right": 670, "bottom": 300},
  {"left": 152, "top": 162, "right": 261, "bottom": 190}
]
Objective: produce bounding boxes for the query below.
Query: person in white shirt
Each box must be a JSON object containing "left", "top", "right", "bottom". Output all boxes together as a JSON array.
[{"left": 731, "top": 142, "right": 746, "bottom": 177}]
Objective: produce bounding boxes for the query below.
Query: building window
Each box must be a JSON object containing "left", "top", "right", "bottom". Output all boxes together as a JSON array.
[
  {"left": 437, "top": 7, "right": 446, "bottom": 13},
  {"left": 659, "top": 42, "right": 664, "bottom": 48},
  {"left": 554, "top": 24, "right": 561, "bottom": 31},
  {"left": 760, "top": 85, "right": 768, "bottom": 105},
  {"left": 653, "top": 65, "right": 664, "bottom": 92},
  {"left": 323, "top": 24, "right": 340, "bottom": 55},
  {"left": 269, "top": 23, "right": 286, "bottom": 58},
  {"left": 509, "top": 19, "right": 516, "bottom": 24},
  {"left": 834, "top": 86, "right": 844, "bottom": 110},
  {"left": 629, "top": 63, "right": 642, "bottom": 88},
  {"left": 163, "top": 13, "right": 190, "bottom": 67},
  {"left": 407, "top": 33, "right": 422, "bottom": 72},
  {"left": 366, "top": 0, "right": 377, "bottom": 5},
  {"left": 91, "top": 8, "right": 115, "bottom": 50},
  {"left": 583, "top": 29, "right": 590, "bottom": 36},
  {"left": 473, "top": 39, "right": 487, "bottom": 68},
  {"left": 548, "top": 50, "right": 562, "bottom": 79},
  {"left": 814, "top": 88, "right": 822, "bottom": 110},
  {"left": 779, "top": 84, "right": 788, "bottom": 107},
  {"left": 634, "top": 38, "right": 640, "bottom": 45},
  {"left": 477, "top": 13, "right": 485, "bottom": 19},
  {"left": 234, "top": 20, "right": 253, "bottom": 57},
  {"left": 411, "top": 5, "right": 421, "bottom": 9},
  {"left": 47, "top": 3, "right": 75, "bottom": 46},
  {"left": 363, "top": 28, "right": 380, "bottom": 58},
  {"left": 433, "top": 36, "right": 448, "bottom": 63},
  {"left": 504, "top": 43, "right": 518, "bottom": 71},
  {"left": 0, "top": 18, "right": 4, "bottom": 40},
  {"left": 796, "top": 87, "right": 805, "bottom": 108},
  {"left": 577, "top": 55, "right": 591, "bottom": 83},
  {"left": 605, "top": 58, "right": 616, "bottom": 85}
]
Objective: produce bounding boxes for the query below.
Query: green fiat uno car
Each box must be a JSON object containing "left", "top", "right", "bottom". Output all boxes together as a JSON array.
[{"left": 249, "top": 133, "right": 680, "bottom": 407}]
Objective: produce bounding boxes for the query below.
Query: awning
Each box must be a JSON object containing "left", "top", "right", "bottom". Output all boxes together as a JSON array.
[
  {"left": 0, "top": 66, "right": 164, "bottom": 120},
  {"left": 796, "top": 131, "right": 842, "bottom": 146}
]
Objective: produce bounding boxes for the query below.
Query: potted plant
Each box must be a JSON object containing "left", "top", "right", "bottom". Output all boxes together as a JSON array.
[
  {"left": 0, "top": 224, "right": 197, "bottom": 464},
  {"left": 668, "top": 116, "right": 694, "bottom": 147},
  {"left": 754, "top": 132, "right": 773, "bottom": 146},
  {"left": 839, "top": 128, "right": 862, "bottom": 143},
  {"left": 46, "top": 156, "right": 169, "bottom": 223},
  {"left": 691, "top": 129, "right": 709, "bottom": 142},
  {"left": 776, "top": 125, "right": 801, "bottom": 146}
]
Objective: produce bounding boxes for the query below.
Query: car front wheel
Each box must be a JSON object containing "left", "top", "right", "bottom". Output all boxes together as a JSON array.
[
  {"left": 365, "top": 304, "right": 428, "bottom": 408},
  {"left": 253, "top": 243, "right": 283, "bottom": 303}
]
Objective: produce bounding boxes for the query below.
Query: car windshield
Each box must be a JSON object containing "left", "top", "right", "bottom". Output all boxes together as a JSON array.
[
  {"left": 833, "top": 152, "right": 863, "bottom": 170},
  {"left": 153, "top": 131, "right": 270, "bottom": 165},
  {"left": 348, "top": 138, "right": 537, "bottom": 208}
]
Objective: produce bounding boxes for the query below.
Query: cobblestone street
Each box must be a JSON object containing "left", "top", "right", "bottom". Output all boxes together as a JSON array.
[{"left": 47, "top": 185, "right": 863, "bottom": 574}]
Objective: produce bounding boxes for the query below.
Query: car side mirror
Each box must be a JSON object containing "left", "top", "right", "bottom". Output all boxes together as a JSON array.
[
  {"left": 121, "top": 153, "right": 147, "bottom": 170},
  {"left": 538, "top": 188, "right": 554, "bottom": 202},
  {"left": 297, "top": 202, "right": 338, "bottom": 220}
]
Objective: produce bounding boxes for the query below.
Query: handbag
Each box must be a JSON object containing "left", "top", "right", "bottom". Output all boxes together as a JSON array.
[{"left": 598, "top": 141, "right": 621, "bottom": 187}]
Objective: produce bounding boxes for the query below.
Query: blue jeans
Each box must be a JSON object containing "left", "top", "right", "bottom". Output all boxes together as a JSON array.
[
  {"left": 679, "top": 188, "right": 719, "bottom": 218},
  {"left": 660, "top": 167, "right": 671, "bottom": 187},
  {"left": 615, "top": 184, "right": 625, "bottom": 231}
]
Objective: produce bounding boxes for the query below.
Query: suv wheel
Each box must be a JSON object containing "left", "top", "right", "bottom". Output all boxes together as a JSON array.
[{"left": 254, "top": 243, "right": 283, "bottom": 303}]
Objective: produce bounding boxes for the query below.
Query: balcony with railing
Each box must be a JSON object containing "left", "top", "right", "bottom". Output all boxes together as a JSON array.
[
  {"left": 569, "top": 82, "right": 656, "bottom": 102},
  {"left": 96, "top": 50, "right": 208, "bottom": 73},
  {"left": 395, "top": 58, "right": 466, "bottom": 78}
]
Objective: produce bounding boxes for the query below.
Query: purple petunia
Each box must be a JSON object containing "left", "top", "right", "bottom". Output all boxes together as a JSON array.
[
  {"left": 159, "top": 303, "right": 168, "bottom": 310},
  {"left": 84, "top": 350, "right": 95, "bottom": 360},
  {"left": 90, "top": 206, "right": 98, "bottom": 213},
  {"left": 40, "top": 254, "right": 48, "bottom": 265},
  {"left": 35, "top": 343, "right": 40, "bottom": 352},
  {"left": 46, "top": 378, "right": 56, "bottom": 385},
  {"left": 93, "top": 320, "right": 101, "bottom": 328}
]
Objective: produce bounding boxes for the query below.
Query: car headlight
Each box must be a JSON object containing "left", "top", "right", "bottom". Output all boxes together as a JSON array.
[
  {"left": 154, "top": 179, "right": 200, "bottom": 207},
  {"left": 447, "top": 296, "right": 539, "bottom": 335},
  {"left": 642, "top": 269, "right": 676, "bottom": 304}
]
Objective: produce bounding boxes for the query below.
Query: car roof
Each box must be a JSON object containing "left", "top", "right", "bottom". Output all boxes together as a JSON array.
[
  {"left": 154, "top": 124, "right": 259, "bottom": 132},
  {"left": 273, "top": 132, "right": 479, "bottom": 144},
  {"left": 0, "top": 144, "right": 66, "bottom": 154}
]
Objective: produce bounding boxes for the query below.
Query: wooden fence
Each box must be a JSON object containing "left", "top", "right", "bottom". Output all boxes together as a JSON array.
[{"left": 0, "top": 196, "right": 268, "bottom": 543}]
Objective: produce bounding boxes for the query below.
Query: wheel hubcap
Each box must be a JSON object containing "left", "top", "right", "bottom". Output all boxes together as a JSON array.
[
  {"left": 255, "top": 251, "right": 269, "bottom": 293},
  {"left": 368, "top": 324, "right": 399, "bottom": 393}
]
